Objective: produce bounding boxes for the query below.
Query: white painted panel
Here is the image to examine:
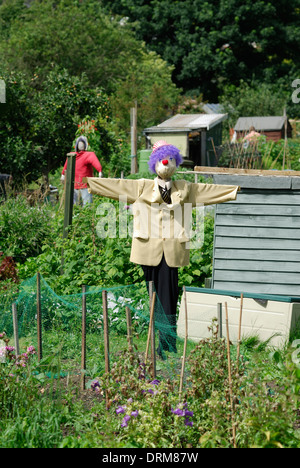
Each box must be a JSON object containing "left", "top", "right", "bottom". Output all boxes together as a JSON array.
[{"left": 177, "top": 291, "right": 293, "bottom": 348}]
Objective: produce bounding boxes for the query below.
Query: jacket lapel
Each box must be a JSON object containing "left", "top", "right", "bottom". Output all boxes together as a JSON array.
[
  {"left": 151, "top": 178, "right": 162, "bottom": 203},
  {"left": 151, "top": 178, "right": 184, "bottom": 205},
  {"left": 170, "top": 180, "right": 183, "bottom": 205}
]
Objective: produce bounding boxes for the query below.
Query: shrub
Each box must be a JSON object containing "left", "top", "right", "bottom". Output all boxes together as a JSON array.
[
  {"left": 0, "top": 252, "right": 18, "bottom": 283},
  {"left": 0, "top": 196, "right": 55, "bottom": 262}
]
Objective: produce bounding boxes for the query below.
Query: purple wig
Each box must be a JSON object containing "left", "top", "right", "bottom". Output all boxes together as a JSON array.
[{"left": 148, "top": 145, "right": 183, "bottom": 174}]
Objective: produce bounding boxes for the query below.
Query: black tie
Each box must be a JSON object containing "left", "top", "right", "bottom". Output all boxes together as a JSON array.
[{"left": 159, "top": 186, "right": 171, "bottom": 204}]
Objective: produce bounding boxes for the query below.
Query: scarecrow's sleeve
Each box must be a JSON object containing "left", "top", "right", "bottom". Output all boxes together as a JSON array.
[
  {"left": 86, "top": 177, "right": 141, "bottom": 204},
  {"left": 189, "top": 182, "right": 239, "bottom": 206}
]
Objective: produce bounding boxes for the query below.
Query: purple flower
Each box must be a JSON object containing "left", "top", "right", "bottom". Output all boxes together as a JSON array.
[
  {"left": 27, "top": 346, "right": 36, "bottom": 354},
  {"left": 91, "top": 379, "right": 100, "bottom": 391},
  {"left": 171, "top": 408, "right": 185, "bottom": 416},
  {"left": 150, "top": 379, "right": 160, "bottom": 386},
  {"left": 171, "top": 405, "right": 194, "bottom": 425},
  {"left": 131, "top": 410, "right": 139, "bottom": 418},
  {"left": 116, "top": 406, "right": 126, "bottom": 415},
  {"left": 121, "top": 415, "right": 131, "bottom": 427},
  {"left": 185, "top": 418, "right": 193, "bottom": 427}
]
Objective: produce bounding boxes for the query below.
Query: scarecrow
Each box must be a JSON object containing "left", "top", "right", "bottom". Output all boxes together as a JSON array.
[
  {"left": 61, "top": 136, "right": 103, "bottom": 206},
  {"left": 86, "top": 141, "right": 239, "bottom": 357}
]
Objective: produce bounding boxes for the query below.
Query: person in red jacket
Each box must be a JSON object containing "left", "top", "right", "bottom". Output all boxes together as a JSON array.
[{"left": 61, "top": 136, "right": 103, "bottom": 205}]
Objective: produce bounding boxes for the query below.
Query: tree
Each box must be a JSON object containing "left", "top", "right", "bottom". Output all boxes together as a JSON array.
[
  {"left": 0, "top": 0, "right": 168, "bottom": 94},
  {"left": 220, "top": 80, "right": 291, "bottom": 128},
  {"left": 101, "top": 0, "right": 300, "bottom": 100},
  {"left": 110, "top": 49, "right": 180, "bottom": 133},
  {"left": 0, "top": 0, "right": 180, "bottom": 133},
  {"left": 0, "top": 67, "right": 116, "bottom": 183}
]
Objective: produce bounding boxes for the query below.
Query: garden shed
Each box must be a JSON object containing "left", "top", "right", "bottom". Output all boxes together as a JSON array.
[
  {"left": 177, "top": 169, "right": 300, "bottom": 347},
  {"left": 234, "top": 116, "right": 292, "bottom": 141},
  {"left": 143, "top": 113, "right": 227, "bottom": 167}
]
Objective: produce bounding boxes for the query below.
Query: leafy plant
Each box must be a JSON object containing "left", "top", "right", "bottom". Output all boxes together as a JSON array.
[
  {"left": 0, "top": 196, "right": 55, "bottom": 263},
  {"left": 0, "top": 252, "right": 18, "bottom": 282}
]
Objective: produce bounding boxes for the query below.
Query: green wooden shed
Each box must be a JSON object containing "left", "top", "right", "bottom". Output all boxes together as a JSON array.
[
  {"left": 211, "top": 173, "right": 300, "bottom": 296},
  {"left": 177, "top": 170, "right": 300, "bottom": 347}
]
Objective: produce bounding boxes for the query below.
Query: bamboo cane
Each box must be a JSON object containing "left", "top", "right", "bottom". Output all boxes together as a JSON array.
[
  {"left": 12, "top": 303, "right": 20, "bottom": 357},
  {"left": 179, "top": 286, "right": 188, "bottom": 400},
  {"left": 145, "top": 292, "right": 156, "bottom": 364},
  {"left": 126, "top": 306, "right": 133, "bottom": 351},
  {"left": 36, "top": 272, "right": 42, "bottom": 362},
  {"left": 236, "top": 293, "right": 243, "bottom": 372},
  {"left": 81, "top": 285, "right": 87, "bottom": 391},
  {"left": 102, "top": 290, "right": 110, "bottom": 408},
  {"left": 102, "top": 290, "right": 110, "bottom": 374},
  {"left": 225, "top": 302, "right": 237, "bottom": 448}
]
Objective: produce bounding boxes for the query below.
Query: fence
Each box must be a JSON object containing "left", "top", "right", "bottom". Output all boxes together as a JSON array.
[{"left": 0, "top": 273, "right": 186, "bottom": 387}]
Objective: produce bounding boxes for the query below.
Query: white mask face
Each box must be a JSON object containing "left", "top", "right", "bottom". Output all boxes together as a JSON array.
[
  {"left": 78, "top": 141, "right": 85, "bottom": 151},
  {"left": 155, "top": 157, "right": 177, "bottom": 180}
]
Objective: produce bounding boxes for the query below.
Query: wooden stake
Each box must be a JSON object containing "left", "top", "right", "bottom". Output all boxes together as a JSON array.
[
  {"left": 102, "top": 290, "right": 110, "bottom": 408},
  {"left": 102, "top": 290, "right": 110, "bottom": 374},
  {"left": 36, "top": 272, "right": 42, "bottom": 362},
  {"left": 63, "top": 153, "right": 76, "bottom": 239},
  {"left": 126, "top": 306, "right": 133, "bottom": 350},
  {"left": 225, "top": 302, "right": 237, "bottom": 448},
  {"left": 61, "top": 153, "right": 76, "bottom": 274},
  {"left": 81, "top": 285, "right": 87, "bottom": 391},
  {"left": 217, "top": 302, "right": 222, "bottom": 339},
  {"left": 149, "top": 282, "right": 156, "bottom": 379},
  {"left": 12, "top": 303, "right": 20, "bottom": 357},
  {"left": 179, "top": 286, "right": 188, "bottom": 400},
  {"left": 145, "top": 291, "right": 156, "bottom": 364},
  {"left": 130, "top": 103, "right": 138, "bottom": 174},
  {"left": 237, "top": 293, "right": 243, "bottom": 372}
]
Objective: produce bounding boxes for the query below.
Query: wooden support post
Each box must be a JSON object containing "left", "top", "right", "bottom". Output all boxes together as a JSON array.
[
  {"left": 37, "top": 272, "right": 42, "bottom": 362},
  {"left": 12, "top": 303, "right": 20, "bottom": 357},
  {"left": 102, "top": 290, "right": 110, "bottom": 374},
  {"left": 130, "top": 103, "right": 138, "bottom": 174},
  {"left": 217, "top": 303, "right": 222, "bottom": 338},
  {"left": 63, "top": 153, "right": 76, "bottom": 239},
  {"left": 237, "top": 293, "right": 243, "bottom": 372},
  {"left": 225, "top": 302, "right": 237, "bottom": 448},
  {"left": 179, "top": 286, "right": 188, "bottom": 400},
  {"left": 145, "top": 291, "right": 156, "bottom": 368},
  {"left": 149, "top": 282, "right": 156, "bottom": 378},
  {"left": 201, "top": 130, "right": 207, "bottom": 166},
  {"left": 81, "top": 285, "right": 87, "bottom": 391},
  {"left": 283, "top": 107, "right": 288, "bottom": 170},
  {"left": 61, "top": 153, "right": 76, "bottom": 273},
  {"left": 126, "top": 306, "right": 133, "bottom": 350}
]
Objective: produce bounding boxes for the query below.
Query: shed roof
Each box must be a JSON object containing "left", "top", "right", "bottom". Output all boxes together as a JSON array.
[
  {"left": 234, "top": 116, "right": 287, "bottom": 132},
  {"left": 144, "top": 113, "right": 227, "bottom": 133}
]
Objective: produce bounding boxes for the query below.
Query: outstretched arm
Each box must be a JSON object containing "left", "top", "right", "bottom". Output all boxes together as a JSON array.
[
  {"left": 86, "top": 177, "right": 141, "bottom": 204},
  {"left": 189, "top": 182, "right": 239, "bottom": 206}
]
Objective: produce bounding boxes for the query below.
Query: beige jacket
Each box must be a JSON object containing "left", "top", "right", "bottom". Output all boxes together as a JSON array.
[{"left": 87, "top": 177, "right": 239, "bottom": 267}]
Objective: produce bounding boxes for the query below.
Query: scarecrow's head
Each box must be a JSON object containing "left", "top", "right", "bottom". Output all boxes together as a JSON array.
[{"left": 148, "top": 141, "right": 182, "bottom": 179}]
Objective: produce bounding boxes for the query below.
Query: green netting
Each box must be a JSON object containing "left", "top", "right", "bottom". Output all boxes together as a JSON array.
[{"left": 0, "top": 274, "right": 184, "bottom": 382}]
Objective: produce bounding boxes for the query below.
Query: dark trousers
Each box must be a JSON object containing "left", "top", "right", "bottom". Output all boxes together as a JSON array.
[{"left": 142, "top": 255, "right": 178, "bottom": 353}]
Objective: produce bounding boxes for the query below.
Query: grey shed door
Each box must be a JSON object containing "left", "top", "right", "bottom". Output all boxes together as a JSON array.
[{"left": 212, "top": 176, "right": 300, "bottom": 296}]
